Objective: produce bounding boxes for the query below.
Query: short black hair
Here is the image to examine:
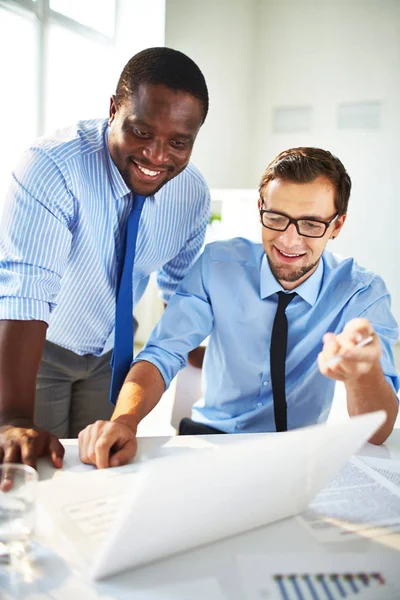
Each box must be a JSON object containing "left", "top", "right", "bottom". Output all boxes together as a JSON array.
[{"left": 115, "top": 47, "right": 209, "bottom": 124}]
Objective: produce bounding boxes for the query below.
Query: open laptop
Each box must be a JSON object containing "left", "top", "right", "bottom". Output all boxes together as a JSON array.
[{"left": 37, "top": 410, "right": 386, "bottom": 580}]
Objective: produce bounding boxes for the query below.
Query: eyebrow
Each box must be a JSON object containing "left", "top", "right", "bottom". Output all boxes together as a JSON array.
[
  {"left": 126, "top": 117, "right": 152, "bottom": 128},
  {"left": 126, "top": 117, "right": 194, "bottom": 140}
]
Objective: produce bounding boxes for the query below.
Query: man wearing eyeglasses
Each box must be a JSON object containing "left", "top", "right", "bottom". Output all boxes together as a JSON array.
[{"left": 78, "top": 147, "right": 399, "bottom": 468}]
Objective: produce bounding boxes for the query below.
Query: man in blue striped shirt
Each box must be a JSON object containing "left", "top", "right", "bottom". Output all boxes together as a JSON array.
[
  {"left": 78, "top": 147, "right": 399, "bottom": 468},
  {"left": 0, "top": 48, "right": 210, "bottom": 467}
]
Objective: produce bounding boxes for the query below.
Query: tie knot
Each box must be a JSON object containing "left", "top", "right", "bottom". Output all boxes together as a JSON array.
[{"left": 277, "top": 291, "right": 296, "bottom": 311}]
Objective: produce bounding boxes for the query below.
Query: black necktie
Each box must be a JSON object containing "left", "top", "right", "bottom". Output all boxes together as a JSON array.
[{"left": 270, "top": 291, "right": 296, "bottom": 432}]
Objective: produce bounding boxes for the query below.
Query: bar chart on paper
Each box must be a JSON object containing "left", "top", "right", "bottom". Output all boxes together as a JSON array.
[
  {"left": 238, "top": 554, "right": 400, "bottom": 600},
  {"left": 270, "top": 571, "right": 390, "bottom": 599}
]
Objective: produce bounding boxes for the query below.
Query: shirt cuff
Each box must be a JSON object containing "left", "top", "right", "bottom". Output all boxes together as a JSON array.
[
  {"left": 0, "top": 297, "right": 51, "bottom": 323},
  {"left": 384, "top": 373, "right": 400, "bottom": 396},
  {"left": 132, "top": 351, "right": 183, "bottom": 390}
]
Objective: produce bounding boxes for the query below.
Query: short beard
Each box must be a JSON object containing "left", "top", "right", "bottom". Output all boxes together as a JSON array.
[{"left": 267, "top": 254, "right": 319, "bottom": 284}]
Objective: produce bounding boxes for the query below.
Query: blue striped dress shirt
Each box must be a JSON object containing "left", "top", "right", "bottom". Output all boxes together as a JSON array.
[
  {"left": 135, "top": 238, "right": 399, "bottom": 433},
  {"left": 0, "top": 119, "right": 210, "bottom": 356}
]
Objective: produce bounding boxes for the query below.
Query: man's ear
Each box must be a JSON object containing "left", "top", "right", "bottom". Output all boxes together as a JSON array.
[
  {"left": 258, "top": 198, "right": 263, "bottom": 224},
  {"left": 109, "top": 95, "right": 117, "bottom": 125},
  {"left": 331, "top": 214, "right": 346, "bottom": 240}
]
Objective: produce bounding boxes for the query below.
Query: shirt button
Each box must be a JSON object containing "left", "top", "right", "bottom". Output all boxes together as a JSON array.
[
  {"left": 236, "top": 424, "right": 242, "bottom": 430},
  {"left": 263, "top": 381, "right": 269, "bottom": 386},
  {"left": 257, "top": 402, "right": 263, "bottom": 407}
]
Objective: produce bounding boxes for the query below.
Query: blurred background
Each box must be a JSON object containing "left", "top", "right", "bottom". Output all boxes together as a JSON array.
[{"left": 1, "top": 0, "right": 399, "bottom": 344}]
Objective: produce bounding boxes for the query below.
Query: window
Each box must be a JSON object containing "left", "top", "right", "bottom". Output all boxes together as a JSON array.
[
  {"left": 0, "top": 5, "right": 37, "bottom": 203},
  {"left": 0, "top": 0, "right": 165, "bottom": 209},
  {"left": 50, "top": 0, "right": 116, "bottom": 37}
]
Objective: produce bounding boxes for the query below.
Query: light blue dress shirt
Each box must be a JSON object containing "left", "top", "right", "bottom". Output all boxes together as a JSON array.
[
  {"left": 135, "top": 238, "right": 399, "bottom": 433},
  {"left": 0, "top": 119, "right": 210, "bottom": 356}
]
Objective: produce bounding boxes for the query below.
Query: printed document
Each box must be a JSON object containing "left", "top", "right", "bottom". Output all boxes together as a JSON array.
[{"left": 297, "top": 456, "right": 400, "bottom": 542}]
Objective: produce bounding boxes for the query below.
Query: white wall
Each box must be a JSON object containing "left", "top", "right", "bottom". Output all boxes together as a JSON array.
[
  {"left": 254, "top": 0, "right": 400, "bottom": 320},
  {"left": 115, "top": 0, "right": 166, "bottom": 76},
  {"left": 165, "top": 0, "right": 258, "bottom": 188},
  {"left": 165, "top": 0, "right": 400, "bottom": 322}
]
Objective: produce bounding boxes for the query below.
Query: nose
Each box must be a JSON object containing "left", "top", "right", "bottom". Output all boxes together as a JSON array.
[
  {"left": 142, "top": 139, "right": 169, "bottom": 166},
  {"left": 279, "top": 223, "right": 303, "bottom": 247}
]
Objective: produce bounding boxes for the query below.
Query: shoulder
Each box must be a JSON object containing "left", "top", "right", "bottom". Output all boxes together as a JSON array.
[
  {"left": 32, "top": 119, "right": 107, "bottom": 165},
  {"left": 205, "top": 237, "right": 263, "bottom": 266},
  {"left": 12, "top": 120, "right": 107, "bottom": 202},
  {"left": 180, "top": 162, "right": 209, "bottom": 190},
  {"left": 322, "top": 250, "right": 390, "bottom": 297}
]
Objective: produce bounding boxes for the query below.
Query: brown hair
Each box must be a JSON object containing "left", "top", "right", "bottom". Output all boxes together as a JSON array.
[{"left": 259, "top": 147, "right": 351, "bottom": 215}]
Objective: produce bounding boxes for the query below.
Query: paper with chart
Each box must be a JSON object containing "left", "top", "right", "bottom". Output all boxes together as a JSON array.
[
  {"left": 297, "top": 456, "right": 400, "bottom": 542},
  {"left": 237, "top": 553, "right": 400, "bottom": 600}
]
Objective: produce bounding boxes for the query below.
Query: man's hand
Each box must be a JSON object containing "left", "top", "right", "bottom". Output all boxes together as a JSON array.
[
  {"left": 78, "top": 419, "right": 138, "bottom": 469},
  {"left": 0, "top": 422, "right": 64, "bottom": 469},
  {"left": 318, "top": 318, "right": 381, "bottom": 381}
]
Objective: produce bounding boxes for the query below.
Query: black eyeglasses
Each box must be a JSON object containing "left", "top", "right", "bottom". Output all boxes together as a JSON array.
[{"left": 259, "top": 208, "right": 339, "bottom": 238}]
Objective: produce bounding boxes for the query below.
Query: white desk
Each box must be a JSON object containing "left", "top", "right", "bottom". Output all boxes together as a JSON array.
[{"left": 1, "top": 430, "right": 400, "bottom": 600}]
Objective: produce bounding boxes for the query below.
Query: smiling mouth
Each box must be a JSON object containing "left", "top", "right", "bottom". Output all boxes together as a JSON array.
[
  {"left": 275, "top": 247, "right": 306, "bottom": 260},
  {"left": 136, "top": 163, "right": 161, "bottom": 177},
  {"left": 131, "top": 160, "right": 169, "bottom": 181}
]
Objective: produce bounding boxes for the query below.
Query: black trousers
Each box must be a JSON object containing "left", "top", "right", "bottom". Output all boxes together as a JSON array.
[{"left": 178, "top": 417, "right": 225, "bottom": 435}]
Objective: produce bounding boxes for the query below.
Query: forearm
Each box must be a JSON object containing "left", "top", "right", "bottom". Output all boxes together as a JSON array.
[
  {"left": 111, "top": 360, "right": 166, "bottom": 431},
  {"left": 345, "top": 361, "right": 399, "bottom": 444},
  {"left": 0, "top": 320, "right": 48, "bottom": 424}
]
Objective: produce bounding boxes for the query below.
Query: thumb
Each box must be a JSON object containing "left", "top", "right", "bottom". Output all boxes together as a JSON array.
[
  {"left": 48, "top": 435, "right": 65, "bottom": 468},
  {"left": 109, "top": 438, "right": 137, "bottom": 467},
  {"left": 323, "top": 332, "right": 336, "bottom": 345}
]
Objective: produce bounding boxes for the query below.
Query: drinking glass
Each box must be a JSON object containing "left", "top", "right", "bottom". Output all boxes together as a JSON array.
[{"left": 0, "top": 463, "right": 38, "bottom": 568}]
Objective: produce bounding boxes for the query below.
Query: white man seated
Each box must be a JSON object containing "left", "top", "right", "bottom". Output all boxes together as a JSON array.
[{"left": 79, "top": 147, "right": 399, "bottom": 468}]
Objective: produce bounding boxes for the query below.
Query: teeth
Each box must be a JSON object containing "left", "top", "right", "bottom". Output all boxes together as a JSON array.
[
  {"left": 280, "top": 250, "right": 302, "bottom": 257},
  {"left": 137, "top": 164, "right": 161, "bottom": 177}
]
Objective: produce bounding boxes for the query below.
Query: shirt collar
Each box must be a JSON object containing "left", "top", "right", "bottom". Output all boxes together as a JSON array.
[
  {"left": 260, "top": 253, "right": 324, "bottom": 306},
  {"left": 103, "top": 125, "right": 132, "bottom": 200}
]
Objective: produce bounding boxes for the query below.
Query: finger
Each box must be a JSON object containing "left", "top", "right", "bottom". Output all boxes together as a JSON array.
[
  {"left": 86, "top": 431, "right": 103, "bottom": 465},
  {"left": 322, "top": 332, "right": 341, "bottom": 357},
  {"left": 343, "top": 333, "right": 380, "bottom": 359},
  {"left": 0, "top": 464, "right": 14, "bottom": 491},
  {"left": 342, "top": 317, "right": 372, "bottom": 341},
  {"left": 94, "top": 426, "right": 126, "bottom": 469},
  {"left": 48, "top": 436, "right": 65, "bottom": 468},
  {"left": 78, "top": 428, "right": 91, "bottom": 464},
  {"left": 325, "top": 364, "right": 349, "bottom": 381},
  {"left": 84, "top": 421, "right": 108, "bottom": 465},
  {"left": 3, "top": 440, "right": 21, "bottom": 465},
  {"left": 337, "top": 330, "right": 380, "bottom": 370},
  {"left": 340, "top": 331, "right": 369, "bottom": 354},
  {"left": 335, "top": 353, "right": 375, "bottom": 378},
  {"left": 322, "top": 332, "right": 336, "bottom": 344},
  {"left": 20, "top": 435, "right": 38, "bottom": 470},
  {"left": 320, "top": 334, "right": 342, "bottom": 371},
  {"left": 109, "top": 438, "right": 137, "bottom": 467},
  {"left": 318, "top": 351, "right": 347, "bottom": 380},
  {"left": 94, "top": 438, "right": 113, "bottom": 469}
]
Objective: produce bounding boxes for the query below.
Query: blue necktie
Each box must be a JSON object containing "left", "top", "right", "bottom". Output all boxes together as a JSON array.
[{"left": 110, "top": 194, "right": 147, "bottom": 405}]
